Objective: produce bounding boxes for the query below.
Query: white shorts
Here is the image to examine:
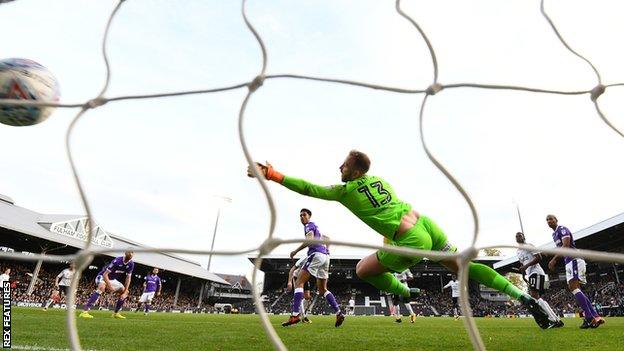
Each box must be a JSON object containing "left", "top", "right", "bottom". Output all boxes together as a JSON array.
[
  {"left": 301, "top": 252, "right": 330, "bottom": 279},
  {"left": 95, "top": 275, "right": 124, "bottom": 291},
  {"left": 294, "top": 255, "right": 307, "bottom": 268},
  {"left": 139, "top": 292, "right": 155, "bottom": 303},
  {"left": 291, "top": 256, "right": 306, "bottom": 280},
  {"left": 565, "top": 258, "right": 586, "bottom": 284}
]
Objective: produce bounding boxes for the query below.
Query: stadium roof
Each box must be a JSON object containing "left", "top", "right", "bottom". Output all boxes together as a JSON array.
[
  {"left": 494, "top": 212, "right": 624, "bottom": 271},
  {"left": 215, "top": 273, "right": 252, "bottom": 290},
  {"left": 0, "top": 194, "right": 229, "bottom": 285}
]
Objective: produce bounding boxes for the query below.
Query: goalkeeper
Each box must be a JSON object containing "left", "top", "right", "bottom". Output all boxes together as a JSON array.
[{"left": 247, "top": 150, "right": 552, "bottom": 329}]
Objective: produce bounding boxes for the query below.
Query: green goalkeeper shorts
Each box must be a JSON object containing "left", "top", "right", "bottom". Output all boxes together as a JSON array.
[{"left": 376, "top": 215, "right": 457, "bottom": 273}]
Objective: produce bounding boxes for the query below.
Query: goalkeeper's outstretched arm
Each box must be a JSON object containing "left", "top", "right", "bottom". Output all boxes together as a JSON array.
[{"left": 247, "top": 161, "right": 344, "bottom": 201}]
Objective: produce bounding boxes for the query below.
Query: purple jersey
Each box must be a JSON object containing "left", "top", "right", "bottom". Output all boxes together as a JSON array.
[
  {"left": 551, "top": 225, "right": 576, "bottom": 264},
  {"left": 99, "top": 256, "right": 134, "bottom": 281},
  {"left": 304, "top": 221, "right": 328, "bottom": 256},
  {"left": 143, "top": 274, "right": 161, "bottom": 293}
]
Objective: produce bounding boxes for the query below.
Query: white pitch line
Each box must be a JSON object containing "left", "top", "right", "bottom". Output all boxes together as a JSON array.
[{"left": 13, "top": 345, "right": 101, "bottom": 351}]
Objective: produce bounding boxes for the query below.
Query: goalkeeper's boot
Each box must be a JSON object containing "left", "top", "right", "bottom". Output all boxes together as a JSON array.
[
  {"left": 335, "top": 312, "right": 345, "bottom": 328},
  {"left": 410, "top": 314, "right": 416, "bottom": 323},
  {"left": 281, "top": 315, "right": 300, "bottom": 327},
  {"left": 302, "top": 316, "right": 311, "bottom": 324},
  {"left": 409, "top": 288, "right": 421, "bottom": 299},
  {"left": 79, "top": 311, "right": 94, "bottom": 319},
  {"left": 112, "top": 312, "right": 126, "bottom": 319},
  {"left": 395, "top": 318, "right": 402, "bottom": 323},
  {"left": 590, "top": 316, "right": 605, "bottom": 329},
  {"left": 520, "top": 295, "right": 550, "bottom": 329}
]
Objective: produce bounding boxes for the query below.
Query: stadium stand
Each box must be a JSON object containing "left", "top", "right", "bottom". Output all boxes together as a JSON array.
[
  {"left": 1, "top": 261, "right": 208, "bottom": 311},
  {"left": 255, "top": 267, "right": 623, "bottom": 318},
  {"left": 207, "top": 273, "right": 253, "bottom": 311},
  {"left": 0, "top": 193, "right": 244, "bottom": 312},
  {"left": 251, "top": 255, "right": 510, "bottom": 316},
  {"left": 494, "top": 212, "right": 624, "bottom": 317},
  {"left": 3, "top": 192, "right": 622, "bottom": 318},
  {"left": 251, "top": 212, "right": 624, "bottom": 317}
]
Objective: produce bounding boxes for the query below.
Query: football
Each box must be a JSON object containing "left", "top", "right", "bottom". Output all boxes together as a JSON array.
[{"left": 0, "top": 58, "right": 60, "bottom": 126}]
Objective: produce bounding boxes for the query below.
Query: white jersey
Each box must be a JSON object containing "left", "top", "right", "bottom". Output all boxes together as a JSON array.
[
  {"left": 443, "top": 280, "right": 460, "bottom": 298},
  {"left": 516, "top": 246, "right": 545, "bottom": 277},
  {"left": 0, "top": 274, "right": 9, "bottom": 285},
  {"left": 348, "top": 299, "right": 355, "bottom": 307},
  {"left": 57, "top": 268, "right": 75, "bottom": 286},
  {"left": 393, "top": 269, "right": 413, "bottom": 286}
]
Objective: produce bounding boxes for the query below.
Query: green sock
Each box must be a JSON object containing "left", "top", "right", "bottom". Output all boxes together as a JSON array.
[
  {"left": 362, "top": 273, "right": 410, "bottom": 297},
  {"left": 468, "top": 262, "right": 524, "bottom": 300}
]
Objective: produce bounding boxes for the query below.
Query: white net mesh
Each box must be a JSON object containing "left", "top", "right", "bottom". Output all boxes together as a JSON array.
[{"left": 0, "top": 0, "right": 623, "bottom": 350}]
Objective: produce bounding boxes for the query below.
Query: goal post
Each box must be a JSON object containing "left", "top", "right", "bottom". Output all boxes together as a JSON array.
[{"left": 354, "top": 305, "right": 376, "bottom": 316}]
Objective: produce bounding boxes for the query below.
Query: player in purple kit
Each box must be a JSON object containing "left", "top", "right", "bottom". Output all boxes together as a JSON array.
[
  {"left": 546, "top": 215, "right": 605, "bottom": 328},
  {"left": 79, "top": 250, "right": 135, "bottom": 319},
  {"left": 135, "top": 267, "right": 161, "bottom": 315},
  {"left": 282, "top": 208, "right": 345, "bottom": 327}
]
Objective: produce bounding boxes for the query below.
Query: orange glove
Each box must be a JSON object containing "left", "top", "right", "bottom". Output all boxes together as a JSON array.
[
  {"left": 247, "top": 162, "right": 284, "bottom": 183},
  {"left": 265, "top": 162, "right": 284, "bottom": 183}
]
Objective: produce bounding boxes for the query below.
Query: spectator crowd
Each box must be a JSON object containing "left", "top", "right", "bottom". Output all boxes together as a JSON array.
[
  {"left": 260, "top": 271, "right": 624, "bottom": 318},
  {"left": 4, "top": 260, "right": 623, "bottom": 318},
  {"left": 3, "top": 262, "right": 232, "bottom": 313}
]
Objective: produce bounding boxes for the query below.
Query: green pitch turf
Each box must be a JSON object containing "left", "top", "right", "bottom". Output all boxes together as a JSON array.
[{"left": 12, "top": 307, "right": 622, "bottom": 350}]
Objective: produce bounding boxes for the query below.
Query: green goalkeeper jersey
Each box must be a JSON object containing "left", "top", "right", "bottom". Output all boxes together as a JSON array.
[{"left": 282, "top": 174, "right": 411, "bottom": 240}]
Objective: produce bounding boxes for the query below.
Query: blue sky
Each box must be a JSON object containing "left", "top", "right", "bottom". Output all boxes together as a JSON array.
[{"left": 1, "top": 0, "right": 624, "bottom": 283}]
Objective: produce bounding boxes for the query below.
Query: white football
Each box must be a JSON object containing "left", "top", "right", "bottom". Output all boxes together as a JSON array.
[{"left": 0, "top": 58, "right": 60, "bottom": 126}]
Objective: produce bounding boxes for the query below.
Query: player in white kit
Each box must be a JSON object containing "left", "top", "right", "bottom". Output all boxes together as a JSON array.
[
  {"left": 442, "top": 276, "right": 460, "bottom": 320},
  {"left": 391, "top": 269, "right": 416, "bottom": 323},
  {"left": 0, "top": 268, "right": 10, "bottom": 285},
  {"left": 348, "top": 295, "right": 355, "bottom": 316},
  {"left": 515, "top": 232, "right": 562, "bottom": 328},
  {"left": 43, "top": 262, "right": 75, "bottom": 311}
]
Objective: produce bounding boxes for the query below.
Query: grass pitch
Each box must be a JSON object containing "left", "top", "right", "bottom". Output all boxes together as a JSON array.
[{"left": 12, "top": 307, "right": 621, "bottom": 350}]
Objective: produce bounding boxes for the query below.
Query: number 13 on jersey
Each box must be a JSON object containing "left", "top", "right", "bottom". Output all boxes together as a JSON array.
[{"left": 357, "top": 181, "right": 392, "bottom": 208}]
